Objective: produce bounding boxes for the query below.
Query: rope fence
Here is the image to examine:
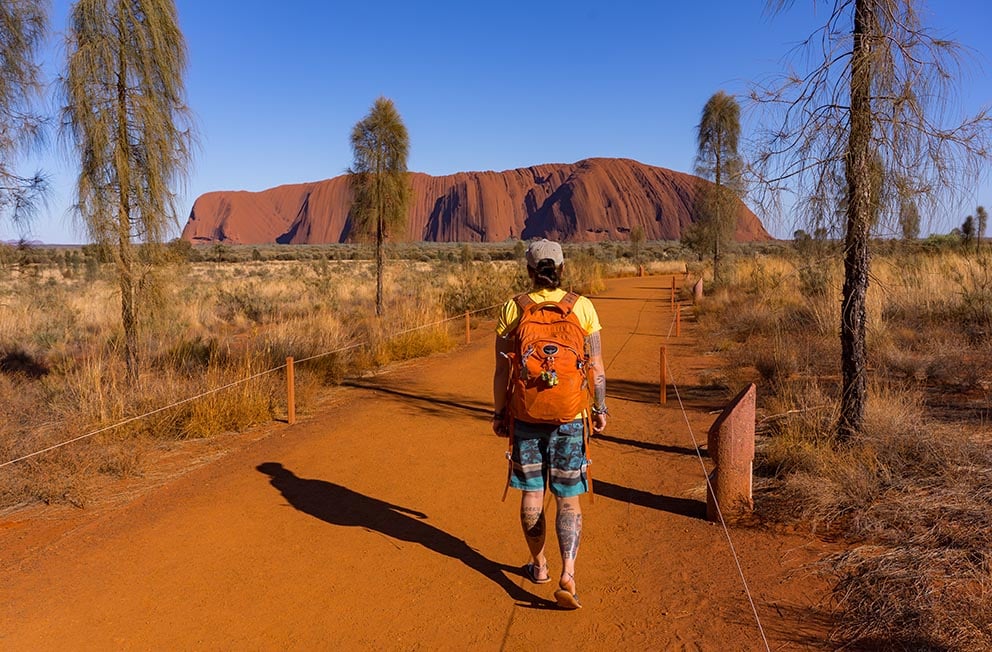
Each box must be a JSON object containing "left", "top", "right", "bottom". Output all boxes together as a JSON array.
[
  {"left": 657, "top": 276, "right": 771, "bottom": 652},
  {"left": 0, "top": 302, "right": 502, "bottom": 471},
  {"left": 4, "top": 274, "right": 771, "bottom": 648}
]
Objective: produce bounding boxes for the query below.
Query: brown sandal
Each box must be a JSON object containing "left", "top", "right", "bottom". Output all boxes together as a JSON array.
[
  {"left": 524, "top": 562, "right": 551, "bottom": 584},
  {"left": 554, "top": 572, "right": 581, "bottom": 609}
]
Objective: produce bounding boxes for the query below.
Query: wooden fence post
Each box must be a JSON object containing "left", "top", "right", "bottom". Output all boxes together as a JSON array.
[
  {"left": 286, "top": 356, "right": 296, "bottom": 425},
  {"left": 670, "top": 276, "right": 676, "bottom": 307},
  {"left": 676, "top": 304, "right": 682, "bottom": 337},
  {"left": 465, "top": 311, "right": 471, "bottom": 344},
  {"left": 660, "top": 346, "right": 667, "bottom": 404}
]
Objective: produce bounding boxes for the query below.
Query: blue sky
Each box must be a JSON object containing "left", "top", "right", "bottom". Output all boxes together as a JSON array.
[{"left": 4, "top": 0, "right": 991, "bottom": 243}]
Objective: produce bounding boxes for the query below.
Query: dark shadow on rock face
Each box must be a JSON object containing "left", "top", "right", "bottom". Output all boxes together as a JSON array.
[
  {"left": 595, "top": 479, "right": 706, "bottom": 520},
  {"left": 256, "top": 462, "right": 548, "bottom": 606}
]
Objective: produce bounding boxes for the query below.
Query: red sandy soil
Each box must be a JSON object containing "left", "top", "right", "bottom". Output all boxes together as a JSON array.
[
  {"left": 181, "top": 157, "right": 770, "bottom": 245},
  {"left": 0, "top": 275, "right": 835, "bottom": 650}
]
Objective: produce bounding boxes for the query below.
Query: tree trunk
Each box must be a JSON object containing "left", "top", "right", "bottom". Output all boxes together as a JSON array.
[
  {"left": 375, "top": 209, "right": 384, "bottom": 318},
  {"left": 839, "top": 0, "right": 873, "bottom": 441},
  {"left": 118, "top": 229, "right": 138, "bottom": 381},
  {"left": 117, "top": 38, "right": 138, "bottom": 382},
  {"left": 713, "top": 133, "right": 722, "bottom": 285}
]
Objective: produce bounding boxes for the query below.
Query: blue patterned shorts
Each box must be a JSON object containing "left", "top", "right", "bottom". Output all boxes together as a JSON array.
[{"left": 509, "top": 419, "right": 589, "bottom": 497}]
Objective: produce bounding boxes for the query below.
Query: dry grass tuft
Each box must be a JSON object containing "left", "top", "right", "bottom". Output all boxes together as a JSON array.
[
  {"left": 0, "top": 243, "right": 639, "bottom": 511},
  {"left": 702, "top": 247, "right": 992, "bottom": 650},
  {"left": 828, "top": 544, "right": 992, "bottom": 651},
  {"left": 0, "top": 251, "right": 536, "bottom": 509}
]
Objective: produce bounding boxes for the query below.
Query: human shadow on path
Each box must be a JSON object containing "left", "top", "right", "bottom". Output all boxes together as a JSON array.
[
  {"left": 257, "top": 462, "right": 549, "bottom": 606},
  {"left": 595, "top": 479, "right": 706, "bottom": 520}
]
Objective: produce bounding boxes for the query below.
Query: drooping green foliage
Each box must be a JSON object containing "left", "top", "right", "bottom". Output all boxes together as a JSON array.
[
  {"left": 0, "top": 0, "right": 49, "bottom": 226},
  {"left": 348, "top": 96, "right": 412, "bottom": 317},
  {"left": 693, "top": 91, "right": 743, "bottom": 284},
  {"left": 60, "top": 0, "right": 194, "bottom": 379}
]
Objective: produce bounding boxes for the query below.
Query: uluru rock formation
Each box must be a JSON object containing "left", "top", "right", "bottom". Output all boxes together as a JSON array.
[{"left": 181, "top": 158, "right": 770, "bottom": 245}]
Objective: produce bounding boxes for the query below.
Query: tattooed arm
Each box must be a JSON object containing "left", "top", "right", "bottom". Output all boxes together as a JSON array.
[{"left": 586, "top": 331, "right": 607, "bottom": 434}]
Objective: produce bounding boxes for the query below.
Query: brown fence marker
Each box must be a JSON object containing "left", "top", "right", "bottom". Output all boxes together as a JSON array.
[
  {"left": 286, "top": 356, "right": 296, "bottom": 425},
  {"left": 660, "top": 346, "right": 668, "bottom": 404},
  {"left": 670, "top": 276, "right": 676, "bottom": 306},
  {"left": 676, "top": 304, "right": 682, "bottom": 337},
  {"left": 465, "top": 311, "right": 471, "bottom": 344},
  {"left": 706, "top": 384, "right": 756, "bottom": 523}
]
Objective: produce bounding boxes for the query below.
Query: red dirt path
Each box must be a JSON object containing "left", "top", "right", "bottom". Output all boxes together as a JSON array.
[{"left": 0, "top": 275, "right": 835, "bottom": 650}]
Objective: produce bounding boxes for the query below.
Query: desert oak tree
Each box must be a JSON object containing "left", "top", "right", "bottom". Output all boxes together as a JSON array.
[
  {"left": 898, "top": 196, "right": 920, "bottom": 240},
  {"left": 962, "top": 214, "right": 975, "bottom": 247},
  {"left": 348, "top": 97, "right": 412, "bottom": 318},
  {"left": 694, "top": 91, "right": 744, "bottom": 285},
  {"left": 753, "top": 0, "right": 991, "bottom": 440},
  {"left": 0, "top": 0, "right": 48, "bottom": 226},
  {"left": 61, "top": 0, "right": 194, "bottom": 380}
]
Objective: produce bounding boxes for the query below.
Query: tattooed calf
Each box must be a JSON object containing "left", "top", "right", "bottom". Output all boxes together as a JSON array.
[
  {"left": 556, "top": 506, "right": 583, "bottom": 560},
  {"left": 520, "top": 505, "right": 546, "bottom": 540}
]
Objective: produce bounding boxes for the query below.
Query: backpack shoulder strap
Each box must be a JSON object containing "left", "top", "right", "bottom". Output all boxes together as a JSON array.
[
  {"left": 516, "top": 291, "right": 580, "bottom": 317},
  {"left": 513, "top": 292, "right": 535, "bottom": 310},
  {"left": 558, "top": 291, "right": 580, "bottom": 316}
]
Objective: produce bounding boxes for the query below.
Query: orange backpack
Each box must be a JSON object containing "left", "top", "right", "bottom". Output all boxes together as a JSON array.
[{"left": 507, "top": 292, "right": 591, "bottom": 424}]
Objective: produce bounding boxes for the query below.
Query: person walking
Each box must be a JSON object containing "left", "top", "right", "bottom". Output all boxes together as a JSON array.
[{"left": 492, "top": 239, "right": 607, "bottom": 610}]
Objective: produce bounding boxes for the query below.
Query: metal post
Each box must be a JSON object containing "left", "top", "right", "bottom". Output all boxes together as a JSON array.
[{"left": 465, "top": 311, "right": 471, "bottom": 344}]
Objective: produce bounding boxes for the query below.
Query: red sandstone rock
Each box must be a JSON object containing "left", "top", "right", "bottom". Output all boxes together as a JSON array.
[{"left": 180, "top": 158, "right": 771, "bottom": 245}]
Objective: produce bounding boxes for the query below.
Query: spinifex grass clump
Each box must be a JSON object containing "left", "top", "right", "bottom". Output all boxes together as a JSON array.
[{"left": 698, "top": 247, "right": 992, "bottom": 650}]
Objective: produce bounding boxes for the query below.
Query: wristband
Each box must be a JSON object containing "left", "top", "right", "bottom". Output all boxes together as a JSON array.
[
  {"left": 492, "top": 411, "right": 505, "bottom": 420},
  {"left": 591, "top": 405, "right": 609, "bottom": 416}
]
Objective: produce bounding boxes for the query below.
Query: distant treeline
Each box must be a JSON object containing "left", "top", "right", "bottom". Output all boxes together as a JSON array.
[{"left": 1, "top": 233, "right": 983, "bottom": 271}]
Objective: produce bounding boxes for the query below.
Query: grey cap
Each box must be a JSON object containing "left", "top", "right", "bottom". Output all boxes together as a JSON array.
[{"left": 526, "top": 239, "right": 564, "bottom": 268}]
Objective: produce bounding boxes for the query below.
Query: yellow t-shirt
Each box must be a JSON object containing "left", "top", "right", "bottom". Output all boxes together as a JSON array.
[{"left": 495, "top": 288, "right": 602, "bottom": 338}]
